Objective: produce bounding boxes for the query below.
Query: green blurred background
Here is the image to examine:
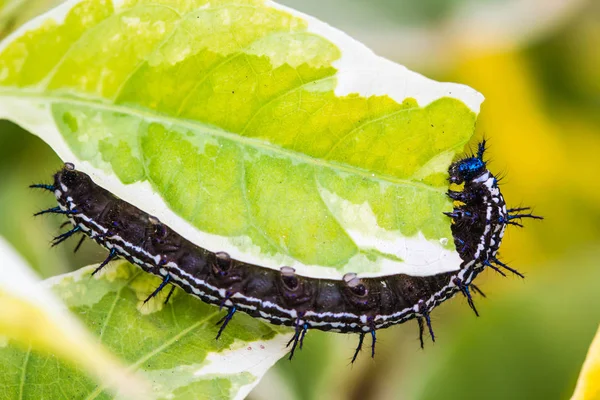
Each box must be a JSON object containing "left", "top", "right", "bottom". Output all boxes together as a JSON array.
[{"left": 0, "top": 0, "right": 598, "bottom": 399}]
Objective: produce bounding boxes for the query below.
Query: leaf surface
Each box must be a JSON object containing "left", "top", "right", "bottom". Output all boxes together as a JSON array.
[
  {"left": 0, "top": 238, "right": 152, "bottom": 399},
  {"left": 0, "top": 0, "right": 483, "bottom": 279},
  {"left": 0, "top": 259, "right": 290, "bottom": 399}
]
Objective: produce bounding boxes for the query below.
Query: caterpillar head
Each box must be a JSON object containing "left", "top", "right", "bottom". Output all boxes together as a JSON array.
[
  {"left": 448, "top": 141, "right": 487, "bottom": 184},
  {"left": 53, "top": 163, "right": 94, "bottom": 199}
]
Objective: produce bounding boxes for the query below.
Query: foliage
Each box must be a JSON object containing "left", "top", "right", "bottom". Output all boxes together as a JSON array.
[
  {"left": 0, "top": 0, "right": 483, "bottom": 398},
  {"left": 0, "top": 256, "right": 288, "bottom": 399}
]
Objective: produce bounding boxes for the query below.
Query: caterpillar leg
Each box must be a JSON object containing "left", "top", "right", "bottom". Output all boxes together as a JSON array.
[
  {"left": 351, "top": 333, "right": 365, "bottom": 363},
  {"left": 164, "top": 286, "right": 176, "bottom": 305},
  {"left": 73, "top": 236, "right": 86, "bottom": 253},
  {"left": 92, "top": 248, "right": 117, "bottom": 276},
  {"left": 418, "top": 300, "right": 436, "bottom": 344},
  {"left": 417, "top": 317, "right": 425, "bottom": 349},
  {"left": 143, "top": 274, "right": 172, "bottom": 304},
  {"left": 370, "top": 329, "right": 376, "bottom": 358},
  {"left": 454, "top": 278, "right": 479, "bottom": 317},
  {"left": 215, "top": 306, "right": 237, "bottom": 340},
  {"left": 485, "top": 258, "right": 524, "bottom": 278},
  {"left": 29, "top": 183, "right": 55, "bottom": 192},
  {"left": 287, "top": 319, "right": 309, "bottom": 360},
  {"left": 51, "top": 226, "right": 81, "bottom": 247}
]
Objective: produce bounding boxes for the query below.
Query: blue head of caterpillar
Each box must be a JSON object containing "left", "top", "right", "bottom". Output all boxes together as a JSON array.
[{"left": 448, "top": 141, "right": 487, "bottom": 184}]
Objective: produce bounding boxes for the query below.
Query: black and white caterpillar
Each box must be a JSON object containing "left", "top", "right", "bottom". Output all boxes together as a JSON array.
[{"left": 32, "top": 141, "right": 541, "bottom": 361}]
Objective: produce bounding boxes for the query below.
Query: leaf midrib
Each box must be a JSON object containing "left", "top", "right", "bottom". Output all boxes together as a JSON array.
[{"left": 0, "top": 90, "right": 445, "bottom": 193}]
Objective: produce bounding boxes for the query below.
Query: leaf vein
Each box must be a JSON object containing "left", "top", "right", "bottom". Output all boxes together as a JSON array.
[
  {"left": 18, "top": 344, "right": 31, "bottom": 400},
  {"left": 39, "top": 4, "right": 182, "bottom": 89},
  {"left": 0, "top": 90, "right": 444, "bottom": 192},
  {"left": 322, "top": 105, "right": 418, "bottom": 160}
]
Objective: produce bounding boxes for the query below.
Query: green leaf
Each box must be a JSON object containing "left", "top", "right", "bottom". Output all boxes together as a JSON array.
[
  {"left": 0, "top": 237, "right": 152, "bottom": 399},
  {"left": 0, "top": 259, "right": 290, "bottom": 399},
  {"left": 0, "top": 0, "right": 482, "bottom": 279}
]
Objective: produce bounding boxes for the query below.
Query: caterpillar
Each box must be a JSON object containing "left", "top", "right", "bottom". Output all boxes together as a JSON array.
[{"left": 31, "top": 141, "right": 541, "bottom": 361}]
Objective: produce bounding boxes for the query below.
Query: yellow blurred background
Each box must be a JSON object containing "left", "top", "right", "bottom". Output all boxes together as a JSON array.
[{"left": 0, "top": 0, "right": 598, "bottom": 399}]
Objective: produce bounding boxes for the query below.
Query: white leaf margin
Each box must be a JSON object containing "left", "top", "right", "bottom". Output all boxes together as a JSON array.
[{"left": 0, "top": 0, "right": 484, "bottom": 279}]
